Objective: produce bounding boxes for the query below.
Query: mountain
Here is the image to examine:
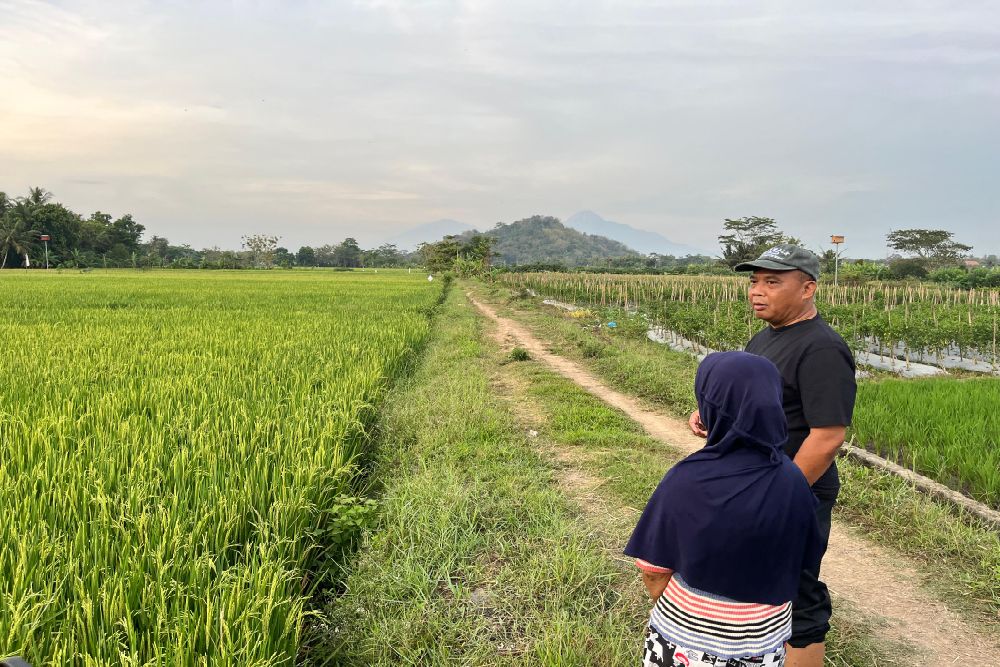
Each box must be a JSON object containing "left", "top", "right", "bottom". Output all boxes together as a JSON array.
[
  {"left": 564, "top": 210, "right": 706, "bottom": 257},
  {"left": 464, "top": 215, "right": 638, "bottom": 266},
  {"left": 385, "top": 219, "right": 475, "bottom": 251}
]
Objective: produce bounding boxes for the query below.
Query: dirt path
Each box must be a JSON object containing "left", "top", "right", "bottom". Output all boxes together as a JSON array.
[{"left": 469, "top": 293, "right": 1000, "bottom": 663}]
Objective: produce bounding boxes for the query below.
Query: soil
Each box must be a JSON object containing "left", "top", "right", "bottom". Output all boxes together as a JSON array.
[{"left": 470, "top": 292, "right": 1000, "bottom": 663}]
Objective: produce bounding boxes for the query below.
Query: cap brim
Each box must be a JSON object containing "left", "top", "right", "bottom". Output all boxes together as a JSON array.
[{"left": 733, "top": 259, "right": 797, "bottom": 273}]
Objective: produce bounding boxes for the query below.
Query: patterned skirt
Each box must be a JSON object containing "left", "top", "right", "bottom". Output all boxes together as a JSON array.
[{"left": 643, "top": 625, "right": 785, "bottom": 667}]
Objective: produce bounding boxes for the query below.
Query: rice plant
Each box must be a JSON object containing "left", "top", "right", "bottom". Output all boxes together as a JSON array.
[{"left": 0, "top": 270, "right": 439, "bottom": 665}]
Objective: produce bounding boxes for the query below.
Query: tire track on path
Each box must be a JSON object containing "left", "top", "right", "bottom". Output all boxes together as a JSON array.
[{"left": 469, "top": 292, "right": 999, "bottom": 663}]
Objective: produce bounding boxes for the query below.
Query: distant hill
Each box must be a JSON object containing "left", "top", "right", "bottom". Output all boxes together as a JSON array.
[
  {"left": 565, "top": 210, "right": 705, "bottom": 257},
  {"left": 385, "top": 219, "right": 475, "bottom": 250},
  {"left": 464, "top": 215, "right": 638, "bottom": 266}
]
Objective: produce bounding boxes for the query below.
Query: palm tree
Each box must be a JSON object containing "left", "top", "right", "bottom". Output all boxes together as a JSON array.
[
  {"left": 27, "top": 187, "right": 53, "bottom": 206},
  {"left": 0, "top": 201, "right": 40, "bottom": 268}
]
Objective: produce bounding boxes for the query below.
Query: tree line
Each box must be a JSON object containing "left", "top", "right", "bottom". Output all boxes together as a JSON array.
[
  {"left": 716, "top": 216, "right": 992, "bottom": 284},
  {"left": 2, "top": 187, "right": 991, "bottom": 284},
  {"left": 0, "top": 187, "right": 416, "bottom": 270}
]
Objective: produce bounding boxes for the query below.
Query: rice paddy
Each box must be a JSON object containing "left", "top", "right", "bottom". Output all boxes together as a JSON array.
[
  {"left": 853, "top": 378, "right": 1000, "bottom": 508},
  {"left": 0, "top": 270, "right": 439, "bottom": 665}
]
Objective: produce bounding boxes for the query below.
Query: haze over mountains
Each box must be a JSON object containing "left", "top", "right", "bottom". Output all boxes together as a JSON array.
[
  {"left": 563, "top": 211, "right": 706, "bottom": 257},
  {"left": 383, "top": 211, "right": 706, "bottom": 258},
  {"left": 384, "top": 219, "right": 475, "bottom": 251}
]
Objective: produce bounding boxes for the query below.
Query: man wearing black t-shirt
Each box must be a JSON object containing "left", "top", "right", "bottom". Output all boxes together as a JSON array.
[{"left": 688, "top": 244, "right": 856, "bottom": 667}]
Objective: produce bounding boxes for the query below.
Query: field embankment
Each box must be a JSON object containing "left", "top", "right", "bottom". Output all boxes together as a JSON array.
[{"left": 318, "top": 288, "right": 651, "bottom": 665}]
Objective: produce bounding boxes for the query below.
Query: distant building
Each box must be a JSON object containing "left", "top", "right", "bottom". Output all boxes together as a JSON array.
[{"left": 964, "top": 259, "right": 981, "bottom": 268}]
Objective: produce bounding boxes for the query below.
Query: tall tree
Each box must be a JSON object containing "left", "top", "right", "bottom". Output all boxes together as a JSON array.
[
  {"left": 241, "top": 234, "right": 280, "bottom": 268},
  {"left": 464, "top": 234, "right": 497, "bottom": 269},
  {"left": 296, "top": 246, "right": 316, "bottom": 266},
  {"left": 717, "top": 216, "right": 795, "bottom": 268},
  {"left": 0, "top": 205, "right": 39, "bottom": 268},
  {"left": 418, "top": 236, "right": 462, "bottom": 272},
  {"left": 886, "top": 229, "right": 972, "bottom": 268},
  {"left": 27, "top": 187, "right": 53, "bottom": 206},
  {"left": 332, "top": 237, "right": 362, "bottom": 267},
  {"left": 108, "top": 213, "right": 145, "bottom": 249}
]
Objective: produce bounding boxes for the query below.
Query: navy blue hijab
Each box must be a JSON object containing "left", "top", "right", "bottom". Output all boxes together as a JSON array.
[{"left": 624, "top": 351, "right": 823, "bottom": 605}]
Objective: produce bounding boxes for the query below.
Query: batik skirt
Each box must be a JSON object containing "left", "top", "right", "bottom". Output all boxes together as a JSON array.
[{"left": 642, "top": 625, "right": 785, "bottom": 667}]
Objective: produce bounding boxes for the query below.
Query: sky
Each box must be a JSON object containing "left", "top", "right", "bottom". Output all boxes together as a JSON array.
[{"left": 1, "top": 0, "right": 998, "bottom": 258}]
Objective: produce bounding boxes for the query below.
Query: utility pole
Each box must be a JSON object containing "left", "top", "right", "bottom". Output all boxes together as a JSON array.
[
  {"left": 830, "top": 235, "right": 845, "bottom": 286},
  {"left": 40, "top": 234, "right": 51, "bottom": 269}
]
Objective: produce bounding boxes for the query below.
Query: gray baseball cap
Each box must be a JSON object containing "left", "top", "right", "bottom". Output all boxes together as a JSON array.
[{"left": 734, "top": 244, "right": 820, "bottom": 281}]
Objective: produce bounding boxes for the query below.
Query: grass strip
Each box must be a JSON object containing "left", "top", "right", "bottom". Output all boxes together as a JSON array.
[
  {"left": 313, "top": 289, "right": 647, "bottom": 666},
  {"left": 472, "top": 282, "right": 1000, "bottom": 631}
]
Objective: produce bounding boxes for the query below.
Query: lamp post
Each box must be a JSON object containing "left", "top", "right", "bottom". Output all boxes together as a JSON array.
[
  {"left": 40, "top": 235, "right": 51, "bottom": 269},
  {"left": 830, "top": 235, "right": 845, "bottom": 286}
]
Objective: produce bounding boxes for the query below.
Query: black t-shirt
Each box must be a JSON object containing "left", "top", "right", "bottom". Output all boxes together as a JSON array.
[{"left": 745, "top": 314, "right": 856, "bottom": 496}]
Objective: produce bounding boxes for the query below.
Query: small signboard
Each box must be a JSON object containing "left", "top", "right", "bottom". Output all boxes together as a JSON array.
[
  {"left": 830, "top": 235, "right": 845, "bottom": 244},
  {"left": 40, "top": 234, "right": 51, "bottom": 241}
]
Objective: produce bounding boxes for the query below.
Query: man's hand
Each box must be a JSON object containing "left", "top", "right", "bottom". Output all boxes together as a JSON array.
[
  {"left": 793, "top": 426, "right": 847, "bottom": 485},
  {"left": 688, "top": 409, "right": 708, "bottom": 437}
]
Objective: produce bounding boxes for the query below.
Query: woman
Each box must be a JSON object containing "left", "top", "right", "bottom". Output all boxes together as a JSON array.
[{"left": 625, "top": 352, "right": 823, "bottom": 666}]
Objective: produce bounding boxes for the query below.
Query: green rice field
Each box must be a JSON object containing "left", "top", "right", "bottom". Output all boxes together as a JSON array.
[
  {"left": 0, "top": 270, "right": 439, "bottom": 665},
  {"left": 853, "top": 378, "right": 1000, "bottom": 508}
]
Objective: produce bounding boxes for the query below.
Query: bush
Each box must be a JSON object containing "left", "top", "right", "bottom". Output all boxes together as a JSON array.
[
  {"left": 507, "top": 347, "right": 531, "bottom": 362},
  {"left": 889, "top": 258, "right": 928, "bottom": 280},
  {"left": 930, "top": 266, "right": 1000, "bottom": 289}
]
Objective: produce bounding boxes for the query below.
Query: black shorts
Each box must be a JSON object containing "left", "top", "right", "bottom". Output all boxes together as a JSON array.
[{"left": 789, "top": 485, "right": 837, "bottom": 648}]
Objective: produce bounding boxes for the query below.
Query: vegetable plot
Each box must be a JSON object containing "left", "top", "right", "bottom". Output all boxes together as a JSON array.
[{"left": 498, "top": 273, "right": 1000, "bottom": 370}]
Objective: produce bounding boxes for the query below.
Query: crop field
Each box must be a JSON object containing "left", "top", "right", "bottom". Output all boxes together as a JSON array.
[
  {"left": 853, "top": 378, "right": 1000, "bottom": 507},
  {"left": 0, "top": 270, "right": 439, "bottom": 665},
  {"left": 496, "top": 272, "right": 1000, "bottom": 507},
  {"left": 498, "top": 273, "right": 1000, "bottom": 366}
]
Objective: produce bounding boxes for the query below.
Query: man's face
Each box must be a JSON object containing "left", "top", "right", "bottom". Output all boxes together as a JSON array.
[{"left": 748, "top": 269, "right": 815, "bottom": 325}]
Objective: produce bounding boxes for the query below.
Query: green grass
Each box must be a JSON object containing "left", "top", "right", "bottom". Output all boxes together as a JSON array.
[
  {"left": 471, "top": 282, "right": 1000, "bottom": 632},
  {"left": 0, "top": 270, "right": 440, "bottom": 665},
  {"left": 853, "top": 378, "right": 1000, "bottom": 508},
  {"left": 316, "top": 289, "right": 647, "bottom": 665}
]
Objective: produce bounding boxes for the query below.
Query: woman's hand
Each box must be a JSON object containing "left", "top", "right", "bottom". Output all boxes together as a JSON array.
[
  {"left": 641, "top": 570, "right": 673, "bottom": 601},
  {"left": 688, "top": 409, "right": 708, "bottom": 437}
]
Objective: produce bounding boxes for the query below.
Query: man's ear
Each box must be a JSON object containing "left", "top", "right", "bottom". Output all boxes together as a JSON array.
[{"left": 802, "top": 279, "right": 818, "bottom": 299}]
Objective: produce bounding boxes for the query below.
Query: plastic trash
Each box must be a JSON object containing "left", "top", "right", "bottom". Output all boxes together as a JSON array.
[
  {"left": 1, "top": 657, "right": 32, "bottom": 667},
  {"left": 607, "top": 321, "right": 617, "bottom": 328}
]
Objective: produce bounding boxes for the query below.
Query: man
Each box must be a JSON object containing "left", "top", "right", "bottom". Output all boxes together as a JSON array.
[{"left": 687, "top": 244, "right": 856, "bottom": 667}]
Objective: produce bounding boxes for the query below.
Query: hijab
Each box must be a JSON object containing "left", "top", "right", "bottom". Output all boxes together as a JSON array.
[{"left": 624, "top": 351, "right": 824, "bottom": 605}]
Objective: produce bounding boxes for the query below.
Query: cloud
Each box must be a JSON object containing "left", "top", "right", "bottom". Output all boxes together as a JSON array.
[{"left": 0, "top": 0, "right": 997, "bottom": 254}]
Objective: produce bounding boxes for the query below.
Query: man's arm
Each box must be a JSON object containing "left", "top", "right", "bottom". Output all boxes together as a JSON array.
[{"left": 793, "top": 425, "right": 846, "bottom": 485}]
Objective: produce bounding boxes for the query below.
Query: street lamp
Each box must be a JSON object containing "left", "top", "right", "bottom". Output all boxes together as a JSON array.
[
  {"left": 830, "top": 235, "right": 845, "bottom": 286},
  {"left": 40, "top": 235, "right": 51, "bottom": 269}
]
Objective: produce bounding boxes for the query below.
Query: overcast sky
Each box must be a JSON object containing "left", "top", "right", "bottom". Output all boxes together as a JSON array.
[{"left": 2, "top": 0, "right": 998, "bottom": 257}]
